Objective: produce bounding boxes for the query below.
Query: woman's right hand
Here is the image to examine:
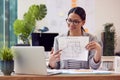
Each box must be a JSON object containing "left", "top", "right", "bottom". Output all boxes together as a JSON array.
[{"left": 48, "top": 48, "right": 62, "bottom": 68}]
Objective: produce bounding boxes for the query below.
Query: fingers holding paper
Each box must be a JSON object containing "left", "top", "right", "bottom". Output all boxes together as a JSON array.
[
  {"left": 86, "top": 41, "right": 101, "bottom": 51},
  {"left": 86, "top": 41, "right": 102, "bottom": 63},
  {"left": 49, "top": 48, "right": 62, "bottom": 68}
]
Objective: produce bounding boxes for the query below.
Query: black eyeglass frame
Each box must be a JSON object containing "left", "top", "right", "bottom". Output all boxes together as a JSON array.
[{"left": 66, "top": 18, "right": 82, "bottom": 26}]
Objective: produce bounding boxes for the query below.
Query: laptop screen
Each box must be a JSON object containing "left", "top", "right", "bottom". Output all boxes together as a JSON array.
[{"left": 32, "top": 33, "right": 58, "bottom": 51}]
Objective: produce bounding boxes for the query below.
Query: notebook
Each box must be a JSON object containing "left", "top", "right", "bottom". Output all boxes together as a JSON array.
[{"left": 12, "top": 46, "right": 61, "bottom": 75}]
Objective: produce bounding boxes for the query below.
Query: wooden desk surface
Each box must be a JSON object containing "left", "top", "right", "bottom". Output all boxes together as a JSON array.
[{"left": 0, "top": 73, "right": 120, "bottom": 80}]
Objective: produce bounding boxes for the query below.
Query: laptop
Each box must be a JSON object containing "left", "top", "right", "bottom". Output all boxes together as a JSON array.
[{"left": 12, "top": 46, "right": 61, "bottom": 75}]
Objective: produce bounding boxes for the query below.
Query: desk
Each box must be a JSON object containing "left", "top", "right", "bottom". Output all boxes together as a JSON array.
[{"left": 0, "top": 73, "right": 120, "bottom": 80}]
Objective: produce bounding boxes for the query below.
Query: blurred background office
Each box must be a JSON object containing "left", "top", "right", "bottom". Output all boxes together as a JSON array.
[{"left": 0, "top": 0, "right": 120, "bottom": 53}]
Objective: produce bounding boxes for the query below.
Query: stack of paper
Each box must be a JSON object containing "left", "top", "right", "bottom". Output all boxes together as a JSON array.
[{"left": 47, "top": 69, "right": 113, "bottom": 74}]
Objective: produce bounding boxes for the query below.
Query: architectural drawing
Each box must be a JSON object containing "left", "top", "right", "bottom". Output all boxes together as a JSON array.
[{"left": 58, "top": 37, "right": 89, "bottom": 61}]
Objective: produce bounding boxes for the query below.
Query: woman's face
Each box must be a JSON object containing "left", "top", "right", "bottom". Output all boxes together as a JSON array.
[{"left": 66, "top": 13, "right": 85, "bottom": 32}]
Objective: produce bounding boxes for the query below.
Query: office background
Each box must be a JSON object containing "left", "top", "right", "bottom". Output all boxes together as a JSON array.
[{"left": 0, "top": 0, "right": 120, "bottom": 53}]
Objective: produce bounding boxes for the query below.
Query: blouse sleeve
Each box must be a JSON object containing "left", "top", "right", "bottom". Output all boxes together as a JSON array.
[
  {"left": 88, "top": 35, "right": 102, "bottom": 69},
  {"left": 51, "top": 36, "right": 61, "bottom": 69},
  {"left": 53, "top": 36, "right": 59, "bottom": 52}
]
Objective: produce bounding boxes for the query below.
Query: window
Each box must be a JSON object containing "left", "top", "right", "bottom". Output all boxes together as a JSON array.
[{"left": 0, "top": 0, "right": 17, "bottom": 48}]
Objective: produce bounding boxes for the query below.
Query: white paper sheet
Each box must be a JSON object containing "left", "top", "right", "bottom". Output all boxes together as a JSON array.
[
  {"left": 60, "top": 69, "right": 113, "bottom": 74},
  {"left": 58, "top": 37, "right": 89, "bottom": 61},
  {"left": 114, "top": 56, "right": 120, "bottom": 73},
  {"left": 47, "top": 69, "right": 113, "bottom": 74}
]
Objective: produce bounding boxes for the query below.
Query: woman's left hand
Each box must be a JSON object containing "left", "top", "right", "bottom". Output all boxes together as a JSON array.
[
  {"left": 86, "top": 41, "right": 102, "bottom": 63},
  {"left": 86, "top": 41, "right": 101, "bottom": 52}
]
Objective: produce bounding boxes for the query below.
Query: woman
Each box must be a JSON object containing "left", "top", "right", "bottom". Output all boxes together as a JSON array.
[{"left": 48, "top": 7, "right": 102, "bottom": 69}]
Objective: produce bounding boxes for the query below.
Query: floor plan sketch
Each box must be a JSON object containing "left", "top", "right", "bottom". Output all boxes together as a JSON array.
[{"left": 58, "top": 37, "right": 89, "bottom": 61}]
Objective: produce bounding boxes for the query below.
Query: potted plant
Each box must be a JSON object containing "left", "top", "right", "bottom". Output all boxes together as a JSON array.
[
  {"left": 13, "top": 4, "right": 47, "bottom": 45},
  {"left": 0, "top": 46, "right": 14, "bottom": 75},
  {"left": 102, "top": 23, "right": 115, "bottom": 56}
]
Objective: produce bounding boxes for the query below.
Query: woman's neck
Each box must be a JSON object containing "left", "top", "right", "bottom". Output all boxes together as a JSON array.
[{"left": 69, "top": 30, "right": 83, "bottom": 36}]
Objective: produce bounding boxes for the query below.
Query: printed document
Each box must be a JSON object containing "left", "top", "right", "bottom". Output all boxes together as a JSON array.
[{"left": 58, "top": 37, "right": 89, "bottom": 61}]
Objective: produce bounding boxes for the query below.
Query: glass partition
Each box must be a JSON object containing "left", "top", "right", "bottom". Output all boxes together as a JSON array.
[{"left": 0, "top": 0, "right": 17, "bottom": 48}]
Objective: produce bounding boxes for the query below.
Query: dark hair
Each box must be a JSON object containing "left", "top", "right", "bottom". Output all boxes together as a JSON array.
[
  {"left": 68, "top": 7, "right": 86, "bottom": 32},
  {"left": 68, "top": 7, "right": 86, "bottom": 20}
]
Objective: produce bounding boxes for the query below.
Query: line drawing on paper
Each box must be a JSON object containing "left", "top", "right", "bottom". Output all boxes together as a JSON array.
[
  {"left": 59, "top": 37, "right": 89, "bottom": 61},
  {"left": 62, "top": 41, "right": 83, "bottom": 58}
]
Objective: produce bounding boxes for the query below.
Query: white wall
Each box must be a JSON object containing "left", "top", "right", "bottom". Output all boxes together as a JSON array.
[
  {"left": 18, "top": 0, "right": 120, "bottom": 52},
  {"left": 95, "top": 0, "right": 120, "bottom": 52},
  {"left": 18, "top": 0, "right": 95, "bottom": 34}
]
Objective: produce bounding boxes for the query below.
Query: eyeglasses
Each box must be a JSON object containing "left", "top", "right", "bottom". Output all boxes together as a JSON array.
[{"left": 66, "top": 18, "right": 82, "bottom": 26}]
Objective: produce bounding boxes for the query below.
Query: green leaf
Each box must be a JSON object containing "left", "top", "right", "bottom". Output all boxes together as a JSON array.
[
  {"left": 13, "top": 4, "right": 47, "bottom": 44},
  {"left": 13, "top": 19, "right": 25, "bottom": 36},
  {"left": 0, "top": 47, "right": 13, "bottom": 61}
]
